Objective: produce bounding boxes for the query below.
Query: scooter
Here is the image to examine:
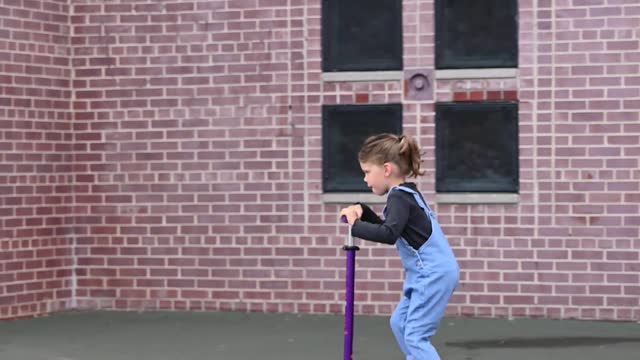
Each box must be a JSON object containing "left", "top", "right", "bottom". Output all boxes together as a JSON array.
[{"left": 341, "top": 216, "right": 359, "bottom": 360}]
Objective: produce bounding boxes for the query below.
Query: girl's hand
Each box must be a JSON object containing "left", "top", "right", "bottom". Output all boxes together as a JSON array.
[{"left": 339, "top": 205, "right": 363, "bottom": 225}]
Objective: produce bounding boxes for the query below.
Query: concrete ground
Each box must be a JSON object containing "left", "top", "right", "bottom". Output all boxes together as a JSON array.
[{"left": 0, "top": 311, "right": 639, "bottom": 360}]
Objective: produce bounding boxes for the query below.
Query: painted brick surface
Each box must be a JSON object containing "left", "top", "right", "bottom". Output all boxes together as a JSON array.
[
  {"left": 1, "top": 0, "right": 639, "bottom": 321},
  {"left": 0, "top": 0, "right": 73, "bottom": 319}
]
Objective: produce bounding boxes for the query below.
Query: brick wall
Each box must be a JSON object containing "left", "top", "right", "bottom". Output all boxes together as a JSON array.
[
  {"left": 69, "top": 0, "right": 322, "bottom": 312},
  {"left": 0, "top": 0, "right": 73, "bottom": 319},
  {"left": 524, "top": 0, "right": 639, "bottom": 320},
  {"left": 1, "top": 0, "right": 639, "bottom": 321}
]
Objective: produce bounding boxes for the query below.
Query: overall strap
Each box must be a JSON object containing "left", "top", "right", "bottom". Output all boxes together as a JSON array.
[{"left": 392, "top": 185, "right": 435, "bottom": 218}]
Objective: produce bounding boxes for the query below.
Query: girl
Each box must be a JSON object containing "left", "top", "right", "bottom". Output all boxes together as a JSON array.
[{"left": 339, "top": 133, "right": 459, "bottom": 360}]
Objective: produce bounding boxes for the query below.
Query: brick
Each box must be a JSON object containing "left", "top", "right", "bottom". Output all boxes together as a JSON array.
[
  {"left": 355, "top": 93, "right": 369, "bottom": 103},
  {"left": 572, "top": 296, "right": 603, "bottom": 307},
  {"left": 469, "top": 91, "right": 484, "bottom": 101},
  {"left": 452, "top": 92, "right": 468, "bottom": 101}
]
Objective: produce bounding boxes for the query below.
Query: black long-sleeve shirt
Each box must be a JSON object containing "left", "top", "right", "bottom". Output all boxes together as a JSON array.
[{"left": 351, "top": 183, "right": 432, "bottom": 250}]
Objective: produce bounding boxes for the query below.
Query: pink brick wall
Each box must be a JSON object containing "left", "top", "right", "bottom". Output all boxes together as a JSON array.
[
  {"left": 1, "top": 0, "right": 639, "bottom": 321},
  {"left": 516, "top": 0, "right": 639, "bottom": 320},
  {"left": 0, "top": 0, "right": 74, "bottom": 319}
]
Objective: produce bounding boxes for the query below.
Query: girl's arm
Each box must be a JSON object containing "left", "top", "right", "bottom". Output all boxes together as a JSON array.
[
  {"left": 351, "top": 192, "right": 409, "bottom": 245},
  {"left": 356, "top": 202, "right": 383, "bottom": 224}
]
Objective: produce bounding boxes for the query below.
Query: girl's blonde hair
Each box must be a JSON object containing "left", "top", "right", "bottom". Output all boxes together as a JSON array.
[{"left": 358, "top": 133, "right": 424, "bottom": 178}]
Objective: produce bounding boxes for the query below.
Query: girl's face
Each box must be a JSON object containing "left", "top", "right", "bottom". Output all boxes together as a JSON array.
[{"left": 360, "top": 162, "right": 391, "bottom": 195}]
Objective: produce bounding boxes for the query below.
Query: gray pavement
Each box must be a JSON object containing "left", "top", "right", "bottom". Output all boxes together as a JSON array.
[{"left": 0, "top": 311, "right": 639, "bottom": 360}]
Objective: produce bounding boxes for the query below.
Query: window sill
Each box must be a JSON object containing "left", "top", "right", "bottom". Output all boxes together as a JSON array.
[
  {"left": 435, "top": 193, "right": 519, "bottom": 204},
  {"left": 435, "top": 68, "right": 517, "bottom": 80},
  {"left": 322, "top": 71, "right": 403, "bottom": 82},
  {"left": 323, "top": 193, "right": 518, "bottom": 205},
  {"left": 322, "top": 193, "right": 387, "bottom": 204}
]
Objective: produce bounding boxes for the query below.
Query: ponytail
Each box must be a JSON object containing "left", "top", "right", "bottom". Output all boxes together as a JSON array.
[{"left": 398, "top": 135, "right": 424, "bottom": 178}]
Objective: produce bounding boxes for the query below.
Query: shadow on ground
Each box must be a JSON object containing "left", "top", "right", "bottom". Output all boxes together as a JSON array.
[{"left": 447, "top": 336, "right": 640, "bottom": 349}]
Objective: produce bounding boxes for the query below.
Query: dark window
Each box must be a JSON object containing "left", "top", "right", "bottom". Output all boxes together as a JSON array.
[
  {"left": 436, "top": 102, "right": 519, "bottom": 193},
  {"left": 323, "top": 104, "right": 403, "bottom": 192},
  {"left": 435, "top": 0, "right": 518, "bottom": 69},
  {"left": 322, "top": 0, "right": 402, "bottom": 72}
]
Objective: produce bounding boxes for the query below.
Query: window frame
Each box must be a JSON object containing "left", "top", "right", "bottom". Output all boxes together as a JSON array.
[
  {"left": 322, "top": 103, "right": 403, "bottom": 193},
  {"left": 435, "top": 101, "right": 520, "bottom": 193},
  {"left": 435, "top": 0, "right": 519, "bottom": 69},
  {"left": 322, "top": 0, "right": 403, "bottom": 72}
]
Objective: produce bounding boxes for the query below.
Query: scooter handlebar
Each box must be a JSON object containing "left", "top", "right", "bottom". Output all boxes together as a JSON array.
[{"left": 340, "top": 216, "right": 354, "bottom": 247}]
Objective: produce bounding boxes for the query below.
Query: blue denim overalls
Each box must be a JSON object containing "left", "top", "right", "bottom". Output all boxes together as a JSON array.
[{"left": 385, "top": 186, "right": 459, "bottom": 360}]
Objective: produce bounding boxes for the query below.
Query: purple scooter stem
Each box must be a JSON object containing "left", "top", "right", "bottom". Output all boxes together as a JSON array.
[{"left": 341, "top": 216, "right": 359, "bottom": 360}]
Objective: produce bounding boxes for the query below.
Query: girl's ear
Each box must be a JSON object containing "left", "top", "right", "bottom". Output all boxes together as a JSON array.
[{"left": 383, "top": 162, "right": 393, "bottom": 177}]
